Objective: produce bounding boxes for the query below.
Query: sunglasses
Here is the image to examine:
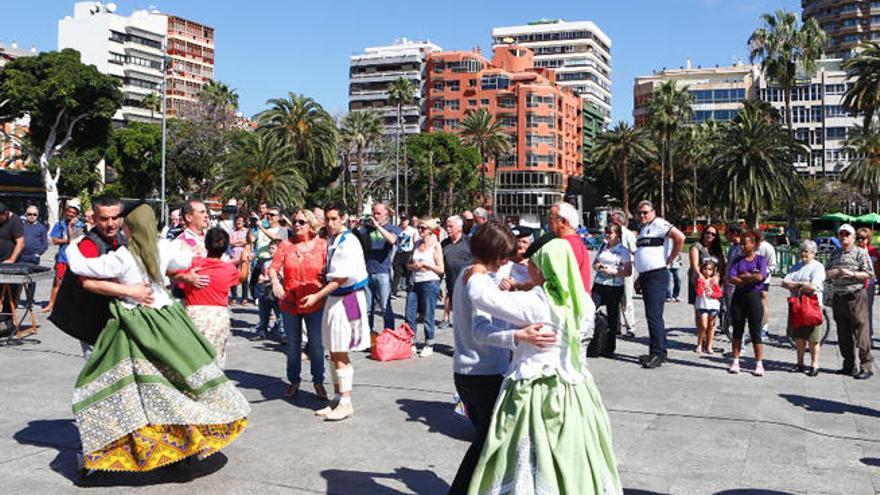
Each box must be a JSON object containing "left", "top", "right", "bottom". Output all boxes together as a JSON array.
[
  {"left": 704, "top": 231, "right": 717, "bottom": 237},
  {"left": 268, "top": 213, "right": 279, "bottom": 217},
  {"left": 838, "top": 231, "right": 851, "bottom": 237},
  {"left": 294, "top": 219, "right": 308, "bottom": 226},
  {"left": 637, "top": 210, "right": 651, "bottom": 216},
  {"left": 25, "top": 213, "right": 37, "bottom": 216},
  {"left": 418, "top": 226, "right": 430, "bottom": 231}
]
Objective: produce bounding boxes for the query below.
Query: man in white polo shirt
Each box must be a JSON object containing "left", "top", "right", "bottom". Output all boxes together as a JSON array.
[{"left": 634, "top": 200, "right": 685, "bottom": 369}]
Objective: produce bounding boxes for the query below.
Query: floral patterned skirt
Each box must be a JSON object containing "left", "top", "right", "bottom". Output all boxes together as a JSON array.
[{"left": 73, "top": 301, "right": 250, "bottom": 472}]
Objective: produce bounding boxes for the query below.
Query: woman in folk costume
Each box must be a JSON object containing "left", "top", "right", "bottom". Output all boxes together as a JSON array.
[
  {"left": 66, "top": 204, "right": 251, "bottom": 473},
  {"left": 299, "top": 205, "right": 370, "bottom": 421},
  {"left": 467, "top": 237, "right": 621, "bottom": 495}
]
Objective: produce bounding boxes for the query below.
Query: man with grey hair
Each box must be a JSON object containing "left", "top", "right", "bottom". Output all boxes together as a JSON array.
[
  {"left": 634, "top": 200, "right": 685, "bottom": 369},
  {"left": 549, "top": 201, "right": 592, "bottom": 293},
  {"left": 611, "top": 210, "right": 638, "bottom": 336},
  {"left": 470, "top": 208, "right": 489, "bottom": 237},
  {"left": 358, "top": 202, "right": 400, "bottom": 339},
  {"left": 442, "top": 215, "right": 473, "bottom": 327}
]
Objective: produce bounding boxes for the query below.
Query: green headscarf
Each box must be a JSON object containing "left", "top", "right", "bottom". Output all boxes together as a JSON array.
[
  {"left": 125, "top": 204, "right": 162, "bottom": 285},
  {"left": 530, "top": 238, "right": 590, "bottom": 371}
]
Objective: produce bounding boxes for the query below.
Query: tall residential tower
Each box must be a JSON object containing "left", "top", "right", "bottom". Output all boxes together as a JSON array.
[{"left": 803, "top": 0, "right": 880, "bottom": 59}]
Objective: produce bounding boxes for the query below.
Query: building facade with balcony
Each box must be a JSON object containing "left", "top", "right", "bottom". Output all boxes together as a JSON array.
[
  {"left": 59, "top": 2, "right": 167, "bottom": 123},
  {"left": 491, "top": 20, "right": 612, "bottom": 126},
  {"left": 757, "top": 59, "right": 860, "bottom": 177},
  {"left": 803, "top": 0, "right": 880, "bottom": 59},
  {"left": 424, "top": 45, "right": 583, "bottom": 223},
  {"left": 633, "top": 61, "right": 759, "bottom": 127},
  {"left": 165, "top": 15, "right": 215, "bottom": 118},
  {"left": 1, "top": 41, "right": 38, "bottom": 170}
]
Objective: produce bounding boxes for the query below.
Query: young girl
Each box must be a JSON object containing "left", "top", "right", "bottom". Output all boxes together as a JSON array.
[{"left": 695, "top": 258, "right": 722, "bottom": 354}]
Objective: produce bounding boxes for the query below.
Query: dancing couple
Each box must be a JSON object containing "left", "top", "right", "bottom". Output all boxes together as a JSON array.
[{"left": 451, "top": 221, "right": 621, "bottom": 495}]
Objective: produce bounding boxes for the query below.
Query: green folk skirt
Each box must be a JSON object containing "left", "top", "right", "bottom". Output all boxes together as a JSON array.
[{"left": 468, "top": 372, "right": 622, "bottom": 495}]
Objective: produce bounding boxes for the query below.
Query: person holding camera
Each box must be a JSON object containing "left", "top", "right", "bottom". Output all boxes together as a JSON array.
[
  {"left": 356, "top": 203, "right": 400, "bottom": 344},
  {"left": 44, "top": 198, "right": 85, "bottom": 313}
]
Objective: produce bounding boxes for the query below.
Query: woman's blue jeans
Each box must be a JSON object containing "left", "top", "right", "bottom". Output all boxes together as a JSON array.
[
  {"left": 282, "top": 309, "right": 325, "bottom": 385},
  {"left": 405, "top": 279, "right": 441, "bottom": 344}
]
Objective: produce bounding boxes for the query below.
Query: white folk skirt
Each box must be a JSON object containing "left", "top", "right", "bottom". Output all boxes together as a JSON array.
[{"left": 322, "top": 290, "right": 370, "bottom": 353}]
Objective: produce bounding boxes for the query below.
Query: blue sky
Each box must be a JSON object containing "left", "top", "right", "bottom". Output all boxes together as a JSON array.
[{"left": 6, "top": 0, "right": 799, "bottom": 123}]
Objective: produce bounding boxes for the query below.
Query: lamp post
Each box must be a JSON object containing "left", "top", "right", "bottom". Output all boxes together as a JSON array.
[{"left": 160, "top": 40, "right": 168, "bottom": 225}]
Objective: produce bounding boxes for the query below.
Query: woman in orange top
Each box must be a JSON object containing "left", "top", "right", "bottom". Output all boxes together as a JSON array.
[{"left": 269, "top": 209, "right": 328, "bottom": 399}]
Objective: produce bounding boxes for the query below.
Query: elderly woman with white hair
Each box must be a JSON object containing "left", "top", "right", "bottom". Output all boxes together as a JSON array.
[
  {"left": 549, "top": 201, "right": 592, "bottom": 294},
  {"left": 782, "top": 239, "right": 826, "bottom": 377}
]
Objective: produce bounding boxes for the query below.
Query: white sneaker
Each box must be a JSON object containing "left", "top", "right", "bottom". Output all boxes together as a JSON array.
[
  {"left": 412, "top": 345, "right": 417, "bottom": 355},
  {"left": 419, "top": 346, "right": 434, "bottom": 358}
]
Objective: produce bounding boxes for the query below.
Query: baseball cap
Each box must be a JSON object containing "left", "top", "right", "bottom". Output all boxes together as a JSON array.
[{"left": 838, "top": 223, "right": 856, "bottom": 236}]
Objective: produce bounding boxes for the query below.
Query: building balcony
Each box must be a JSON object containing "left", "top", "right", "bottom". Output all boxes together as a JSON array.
[{"left": 350, "top": 69, "right": 420, "bottom": 81}]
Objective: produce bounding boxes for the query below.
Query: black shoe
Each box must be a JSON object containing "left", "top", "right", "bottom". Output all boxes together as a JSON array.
[
  {"left": 835, "top": 367, "right": 855, "bottom": 376},
  {"left": 854, "top": 369, "right": 874, "bottom": 380},
  {"left": 249, "top": 332, "right": 267, "bottom": 341},
  {"left": 788, "top": 364, "right": 806, "bottom": 373},
  {"left": 642, "top": 355, "right": 663, "bottom": 369},
  {"left": 601, "top": 353, "right": 616, "bottom": 360},
  {"left": 638, "top": 354, "right": 651, "bottom": 364},
  {"left": 806, "top": 368, "right": 819, "bottom": 377}
]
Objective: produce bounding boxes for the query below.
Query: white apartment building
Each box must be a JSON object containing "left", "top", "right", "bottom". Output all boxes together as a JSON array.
[
  {"left": 633, "top": 61, "right": 760, "bottom": 126},
  {"left": 757, "top": 59, "right": 859, "bottom": 177},
  {"left": 492, "top": 19, "right": 612, "bottom": 125},
  {"left": 348, "top": 38, "right": 441, "bottom": 174},
  {"left": 59, "top": 2, "right": 166, "bottom": 123}
]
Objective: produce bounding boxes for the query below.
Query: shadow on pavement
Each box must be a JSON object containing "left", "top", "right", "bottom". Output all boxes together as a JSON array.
[
  {"left": 13, "top": 419, "right": 227, "bottom": 486},
  {"left": 861, "top": 457, "right": 880, "bottom": 467},
  {"left": 779, "top": 394, "right": 880, "bottom": 417},
  {"left": 714, "top": 490, "right": 797, "bottom": 495},
  {"left": 322, "top": 467, "right": 448, "bottom": 495},
  {"left": 226, "top": 368, "right": 286, "bottom": 403},
  {"left": 396, "top": 398, "right": 472, "bottom": 442}
]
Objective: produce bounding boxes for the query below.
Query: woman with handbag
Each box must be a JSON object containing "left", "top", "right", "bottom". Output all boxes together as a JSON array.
[
  {"left": 405, "top": 219, "right": 444, "bottom": 357},
  {"left": 782, "top": 240, "right": 826, "bottom": 376}
]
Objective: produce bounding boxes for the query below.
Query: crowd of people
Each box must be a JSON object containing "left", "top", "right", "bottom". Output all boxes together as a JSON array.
[{"left": 0, "top": 193, "right": 877, "bottom": 492}]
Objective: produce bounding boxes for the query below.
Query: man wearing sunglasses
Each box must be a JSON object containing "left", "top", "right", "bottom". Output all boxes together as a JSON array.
[
  {"left": 19, "top": 205, "right": 48, "bottom": 305},
  {"left": 634, "top": 200, "right": 685, "bottom": 369},
  {"left": 827, "top": 223, "right": 875, "bottom": 379}
]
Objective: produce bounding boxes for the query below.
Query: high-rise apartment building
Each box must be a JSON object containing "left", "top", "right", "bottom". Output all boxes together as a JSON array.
[
  {"left": 424, "top": 45, "right": 583, "bottom": 223},
  {"left": 803, "top": 0, "right": 880, "bottom": 59},
  {"left": 165, "top": 15, "right": 215, "bottom": 118},
  {"left": 59, "top": 2, "right": 215, "bottom": 123},
  {"left": 59, "top": 2, "right": 167, "bottom": 123},
  {"left": 633, "top": 61, "right": 759, "bottom": 126},
  {"left": 491, "top": 20, "right": 612, "bottom": 125}
]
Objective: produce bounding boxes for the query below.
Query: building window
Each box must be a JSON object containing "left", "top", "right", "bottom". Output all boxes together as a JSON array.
[
  {"left": 432, "top": 119, "right": 443, "bottom": 130},
  {"left": 526, "top": 115, "right": 555, "bottom": 128},
  {"left": 109, "top": 52, "right": 126, "bottom": 65},
  {"left": 449, "top": 58, "right": 483, "bottom": 73},
  {"left": 500, "top": 116, "right": 517, "bottom": 127},
  {"left": 498, "top": 97, "right": 516, "bottom": 108},
  {"left": 525, "top": 134, "right": 555, "bottom": 146},
  {"left": 468, "top": 79, "right": 477, "bottom": 87},
  {"left": 826, "top": 127, "right": 847, "bottom": 140},
  {"left": 446, "top": 99, "right": 460, "bottom": 110},
  {"left": 526, "top": 93, "right": 555, "bottom": 108},
  {"left": 433, "top": 62, "right": 444, "bottom": 73},
  {"left": 825, "top": 84, "right": 846, "bottom": 95},
  {"left": 445, "top": 119, "right": 460, "bottom": 129},
  {"left": 825, "top": 105, "right": 846, "bottom": 117},
  {"left": 480, "top": 99, "right": 490, "bottom": 106},
  {"left": 448, "top": 80, "right": 460, "bottom": 91},
  {"left": 432, "top": 100, "right": 443, "bottom": 111},
  {"left": 481, "top": 75, "right": 511, "bottom": 90},
  {"left": 468, "top": 99, "right": 477, "bottom": 106},
  {"left": 433, "top": 81, "right": 444, "bottom": 91}
]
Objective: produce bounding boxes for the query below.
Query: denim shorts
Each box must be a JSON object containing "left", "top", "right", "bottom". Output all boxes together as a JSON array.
[{"left": 697, "top": 308, "right": 719, "bottom": 317}]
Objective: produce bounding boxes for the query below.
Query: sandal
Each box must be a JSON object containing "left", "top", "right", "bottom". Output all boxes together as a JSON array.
[
  {"left": 314, "top": 383, "right": 329, "bottom": 400},
  {"left": 284, "top": 383, "right": 300, "bottom": 397}
]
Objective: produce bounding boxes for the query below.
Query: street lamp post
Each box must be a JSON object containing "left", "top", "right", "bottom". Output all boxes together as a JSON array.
[{"left": 160, "top": 41, "right": 168, "bottom": 225}]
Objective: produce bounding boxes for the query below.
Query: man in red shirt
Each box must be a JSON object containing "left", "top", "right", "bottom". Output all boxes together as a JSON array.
[{"left": 549, "top": 201, "right": 591, "bottom": 295}]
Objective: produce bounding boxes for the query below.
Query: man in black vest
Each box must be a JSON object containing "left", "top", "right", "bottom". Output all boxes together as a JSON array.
[{"left": 49, "top": 196, "right": 154, "bottom": 353}]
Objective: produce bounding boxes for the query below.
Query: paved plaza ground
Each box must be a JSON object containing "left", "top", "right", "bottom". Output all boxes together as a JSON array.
[{"left": 2, "top": 258, "right": 880, "bottom": 494}]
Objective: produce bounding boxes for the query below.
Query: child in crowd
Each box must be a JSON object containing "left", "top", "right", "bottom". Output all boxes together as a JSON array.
[
  {"left": 251, "top": 239, "right": 283, "bottom": 342},
  {"left": 695, "top": 258, "right": 722, "bottom": 354},
  {"left": 183, "top": 228, "right": 251, "bottom": 368}
]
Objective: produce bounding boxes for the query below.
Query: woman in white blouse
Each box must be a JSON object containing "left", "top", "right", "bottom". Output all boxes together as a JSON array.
[
  {"left": 405, "top": 219, "right": 444, "bottom": 357},
  {"left": 781, "top": 239, "right": 826, "bottom": 376}
]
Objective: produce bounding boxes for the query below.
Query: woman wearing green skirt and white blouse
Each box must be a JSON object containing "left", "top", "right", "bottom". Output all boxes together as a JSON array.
[{"left": 467, "top": 238, "right": 621, "bottom": 495}]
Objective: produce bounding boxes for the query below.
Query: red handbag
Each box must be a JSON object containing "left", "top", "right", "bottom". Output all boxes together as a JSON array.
[
  {"left": 788, "top": 294, "right": 823, "bottom": 328},
  {"left": 372, "top": 323, "right": 415, "bottom": 362}
]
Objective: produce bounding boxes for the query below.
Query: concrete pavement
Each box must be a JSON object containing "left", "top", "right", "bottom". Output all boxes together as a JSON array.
[{"left": 1, "top": 265, "right": 879, "bottom": 494}]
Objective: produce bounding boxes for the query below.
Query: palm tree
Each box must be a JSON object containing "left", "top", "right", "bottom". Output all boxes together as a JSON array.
[
  {"left": 749, "top": 10, "right": 827, "bottom": 140},
  {"left": 647, "top": 80, "right": 693, "bottom": 217},
  {"left": 256, "top": 92, "right": 338, "bottom": 184},
  {"left": 199, "top": 80, "right": 239, "bottom": 126},
  {"left": 591, "top": 121, "right": 656, "bottom": 219},
  {"left": 460, "top": 109, "right": 512, "bottom": 208},
  {"left": 217, "top": 133, "right": 306, "bottom": 208},
  {"left": 842, "top": 125, "right": 880, "bottom": 211},
  {"left": 706, "top": 100, "right": 805, "bottom": 228},
  {"left": 678, "top": 121, "right": 718, "bottom": 226},
  {"left": 141, "top": 92, "right": 161, "bottom": 120},
  {"left": 843, "top": 42, "right": 880, "bottom": 131},
  {"left": 387, "top": 77, "right": 417, "bottom": 215},
  {"left": 341, "top": 110, "right": 384, "bottom": 214}
]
